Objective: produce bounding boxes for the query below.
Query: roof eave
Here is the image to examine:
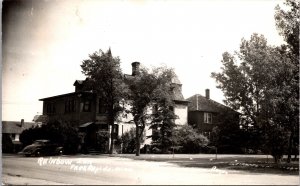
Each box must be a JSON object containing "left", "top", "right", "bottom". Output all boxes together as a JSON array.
[{"left": 39, "top": 91, "right": 94, "bottom": 101}]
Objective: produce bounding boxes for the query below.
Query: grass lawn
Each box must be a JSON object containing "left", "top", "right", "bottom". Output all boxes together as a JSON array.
[{"left": 113, "top": 154, "right": 299, "bottom": 175}]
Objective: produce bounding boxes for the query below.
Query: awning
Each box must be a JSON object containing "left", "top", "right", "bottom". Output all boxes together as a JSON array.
[{"left": 79, "top": 122, "right": 94, "bottom": 128}]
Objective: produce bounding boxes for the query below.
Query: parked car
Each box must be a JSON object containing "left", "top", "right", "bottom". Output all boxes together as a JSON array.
[{"left": 19, "top": 140, "right": 63, "bottom": 157}]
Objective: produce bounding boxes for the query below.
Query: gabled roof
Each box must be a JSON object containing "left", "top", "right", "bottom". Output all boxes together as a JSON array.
[
  {"left": 73, "top": 80, "right": 84, "bottom": 86},
  {"left": 73, "top": 78, "right": 91, "bottom": 86},
  {"left": 2, "top": 121, "right": 36, "bottom": 134},
  {"left": 186, "top": 94, "right": 235, "bottom": 113}
]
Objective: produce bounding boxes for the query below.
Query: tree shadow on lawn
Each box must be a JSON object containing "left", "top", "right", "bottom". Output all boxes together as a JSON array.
[{"left": 129, "top": 155, "right": 299, "bottom": 175}]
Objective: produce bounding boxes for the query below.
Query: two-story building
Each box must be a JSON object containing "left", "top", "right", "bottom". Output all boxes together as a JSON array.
[
  {"left": 39, "top": 79, "right": 113, "bottom": 152},
  {"left": 186, "top": 89, "right": 239, "bottom": 138}
]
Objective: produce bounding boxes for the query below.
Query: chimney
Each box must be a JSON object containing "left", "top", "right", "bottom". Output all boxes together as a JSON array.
[
  {"left": 132, "top": 62, "right": 140, "bottom": 76},
  {"left": 21, "top": 119, "right": 24, "bottom": 127},
  {"left": 205, "top": 89, "right": 210, "bottom": 99}
]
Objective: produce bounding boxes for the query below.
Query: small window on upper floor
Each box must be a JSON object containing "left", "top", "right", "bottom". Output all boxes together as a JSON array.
[
  {"left": 65, "top": 100, "right": 76, "bottom": 113},
  {"left": 204, "top": 112, "right": 212, "bottom": 124},
  {"left": 47, "top": 103, "right": 56, "bottom": 114}
]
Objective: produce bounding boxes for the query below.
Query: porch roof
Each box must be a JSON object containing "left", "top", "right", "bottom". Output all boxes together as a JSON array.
[{"left": 79, "top": 122, "right": 94, "bottom": 128}]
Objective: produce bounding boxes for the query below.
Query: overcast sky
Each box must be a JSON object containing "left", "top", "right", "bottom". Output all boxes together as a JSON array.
[{"left": 2, "top": 0, "right": 285, "bottom": 122}]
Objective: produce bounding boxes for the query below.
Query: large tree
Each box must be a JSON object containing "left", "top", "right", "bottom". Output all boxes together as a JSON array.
[
  {"left": 150, "top": 102, "right": 177, "bottom": 153},
  {"left": 212, "top": 34, "right": 273, "bottom": 130},
  {"left": 150, "top": 67, "right": 178, "bottom": 153},
  {"left": 81, "top": 49, "right": 126, "bottom": 154},
  {"left": 125, "top": 66, "right": 176, "bottom": 156},
  {"left": 274, "top": 0, "right": 299, "bottom": 162},
  {"left": 211, "top": 32, "right": 299, "bottom": 162},
  {"left": 210, "top": 110, "right": 242, "bottom": 155},
  {"left": 212, "top": 0, "right": 299, "bottom": 162}
]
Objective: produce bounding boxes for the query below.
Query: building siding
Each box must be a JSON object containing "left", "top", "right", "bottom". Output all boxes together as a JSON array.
[
  {"left": 174, "top": 103, "right": 188, "bottom": 125},
  {"left": 41, "top": 92, "right": 108, "bottom": 127}
]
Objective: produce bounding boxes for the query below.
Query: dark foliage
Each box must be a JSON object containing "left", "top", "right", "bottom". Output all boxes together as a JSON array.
[
  {"left": 264, "top": 126, "right": 289, "bottom": 163},
  {"left": 210, "top": 111, "right": 244, "bottom": 154},
  {"left": 121, "top": 128, "right": 145, "bottom": 154},
  {"left": 2, "top": 134, "right": 14, "bottom": 153},
  {"left": 95, "top": 131, "right": 110, "bottom": 153},
  {"left": 20, "top": 120, "right": 80, "bottom": 154},
  {"left": 172, "top": 125, "right": 209, "bottom": 153},
  {"left": 150, "top": 100, "right": 178, "bottom": 153}
]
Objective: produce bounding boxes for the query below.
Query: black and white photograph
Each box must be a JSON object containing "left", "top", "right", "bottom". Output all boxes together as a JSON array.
[{"left": 2, "top": 0, "right": 299, "bottom": 185}]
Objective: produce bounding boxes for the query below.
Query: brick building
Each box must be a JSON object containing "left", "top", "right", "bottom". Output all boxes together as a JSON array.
[{"left": 186, "top": 89, "right": 239, "bottom": 138}]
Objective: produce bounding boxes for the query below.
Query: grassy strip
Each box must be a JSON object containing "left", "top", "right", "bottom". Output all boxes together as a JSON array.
[{"left": 113, "top": 154, "right": 299, "bottom": 175}]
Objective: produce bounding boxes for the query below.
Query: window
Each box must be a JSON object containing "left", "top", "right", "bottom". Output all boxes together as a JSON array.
[
  {"left": 83, "top": 100, "right": 91, "bottom": 112},
  {"left": 204, "top": 112, "right": 212, "bottom": 124},
  {"left": 15, "top": 134, "right": 20, "bottom": 141},
  {"left": 98, "top": 99, "right": 108, "bottom": 114},
  {"left": 46, "top": 103, "right": 56, "bottom": 114},
  {"left": 71, "top": 100, "right": 76, "bottom": 112},
  {"left": 65, "top": 100, "right": 76, "bottom": 113}
]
